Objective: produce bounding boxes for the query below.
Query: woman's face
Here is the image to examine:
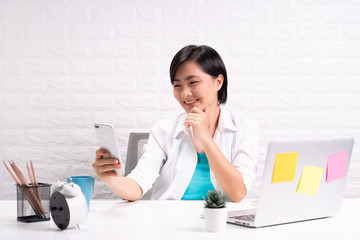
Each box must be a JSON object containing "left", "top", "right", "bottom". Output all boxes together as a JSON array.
[{"left": 173, "top": 61, "right": 223, "bottom": 113}]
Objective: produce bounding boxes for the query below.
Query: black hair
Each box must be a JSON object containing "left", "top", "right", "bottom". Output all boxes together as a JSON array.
[{"left": 169, "top": 45, "right": 228, "bottom": 105}]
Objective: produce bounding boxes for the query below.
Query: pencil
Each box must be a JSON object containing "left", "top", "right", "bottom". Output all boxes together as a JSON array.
[
  {"left": 10, "top": 161, "right": 46, "bottom": 217},
  {"left": 27, "top": 163, "right": 36, "bottom": 197},
  {"left": 3, "top": 161, "right": 21, "bottom": 185},
  {"left": 4, "top": 161, "right": 42, "bottom": 216},
  {"left": 30, "top": 161, "right": 41, "bottom": 201}
]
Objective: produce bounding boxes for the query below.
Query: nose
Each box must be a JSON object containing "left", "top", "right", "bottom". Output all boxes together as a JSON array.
[{"left": 181, "top": 87, "right": 192, "bottom": 98}]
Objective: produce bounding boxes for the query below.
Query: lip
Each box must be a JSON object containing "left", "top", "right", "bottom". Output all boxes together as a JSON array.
[{"left": 184, "top": 99, "right": 199, "bottom": 106}]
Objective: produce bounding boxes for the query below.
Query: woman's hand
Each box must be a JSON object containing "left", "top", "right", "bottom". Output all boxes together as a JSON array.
[
  {"left": 92, "top": 149, "right": 123, "bottom": 183},
  {"left": 184, "top": 106, "right": 212, "bottom": 143},
  {"left": 92, "top": 149, "right": 143, "bottom": 201}
]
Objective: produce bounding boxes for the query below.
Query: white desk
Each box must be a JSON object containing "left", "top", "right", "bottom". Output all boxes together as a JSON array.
[{"left": 0, "top": 199, "right": 359, "bottom": 240}]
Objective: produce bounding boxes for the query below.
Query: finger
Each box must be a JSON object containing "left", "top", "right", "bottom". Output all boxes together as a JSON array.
[
  {"left": 100, "top": 171, "right": 118, "bottom": 178},
  {"left": 187, "top": 111, "right": 205, "bottom": 118},
  {"left": 184, "top": 120, "right": 191, "bottom": 127},
  {"left": 189, "top": 109, "right": 207, "bottom": 118},
  {"left": 187, "top": 113, "right": 203, "bottom": 118},
  {"left": 96, "top": 148, "right": 110, "bottom": 158},
  {"left": 93, "top": 158, "right": 120, "bottom": 167},
  {"left": 95, "top": 163, "right": 122, "bottom": 173},
  {"left": 186, "top": 115, "right": 204, "bottom": 124},
  {"left": 184, "top": 119, "right": 200, "bottom": 127},
  {"left": 204, "top": 106, "right": 210, "bottom": 114},
  {"left": 184, "top": 121, "right": 191, "bottom": 128},
  {"left": 189, "top": 107, "right": 202, "bottom": 114},
  {"left": 186, "top": 115, "right": 200, "bottom": 121},
  {"left": 190, "top": 106, "right": 207, "bottom": 115}
]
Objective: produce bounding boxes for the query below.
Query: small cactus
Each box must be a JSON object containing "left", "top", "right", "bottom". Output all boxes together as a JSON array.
[{"left": 203, "top": 190, "right": 227, "bottom": 208}]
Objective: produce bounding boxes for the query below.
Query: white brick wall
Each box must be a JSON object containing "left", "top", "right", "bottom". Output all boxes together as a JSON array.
[{"left": 1, "top": 0, "right": 359, "bottom": 199}]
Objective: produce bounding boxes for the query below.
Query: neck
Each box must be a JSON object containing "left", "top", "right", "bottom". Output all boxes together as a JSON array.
[{"left": 207, "top": 105, "right": 221, "bottom": 135}]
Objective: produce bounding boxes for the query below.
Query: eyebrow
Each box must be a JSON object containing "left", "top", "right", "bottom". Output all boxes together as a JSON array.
[{"left": 173, "top": 75, "right": 200, "bottom": 82}]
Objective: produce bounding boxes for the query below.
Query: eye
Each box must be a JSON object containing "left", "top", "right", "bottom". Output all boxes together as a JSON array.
[
  {"left": 173, "top": 84, "right": 181, "bottom": 88},
  {"left": 190, "top": 81, "right": 198, "bottom": 85}
]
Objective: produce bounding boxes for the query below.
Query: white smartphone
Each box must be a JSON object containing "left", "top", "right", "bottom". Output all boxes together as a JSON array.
[{"left": 94, "top": 123, "right": 124, "bottom": 175}]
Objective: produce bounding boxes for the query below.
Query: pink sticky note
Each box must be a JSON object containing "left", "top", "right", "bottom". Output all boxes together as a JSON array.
[{"left": 326, "top": 151, "right": 348, "bottom": 182}]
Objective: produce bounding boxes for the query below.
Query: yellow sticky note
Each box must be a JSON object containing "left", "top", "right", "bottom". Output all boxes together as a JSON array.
[
  {"left": 272, "top": 152, "right": 298, "bottom": 183},
  {"left": 297, "top": 165, "right": 323, "bottom": 195}
]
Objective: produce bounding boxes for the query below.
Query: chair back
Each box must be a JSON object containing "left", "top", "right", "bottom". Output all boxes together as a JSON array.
[{"left": 125, "top": 132, "right": 152, "bottom": 199}]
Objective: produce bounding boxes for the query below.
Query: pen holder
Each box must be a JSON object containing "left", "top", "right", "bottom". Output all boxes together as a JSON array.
[{"left": 16, "top": 183, "right": 51, "bottom": 222}]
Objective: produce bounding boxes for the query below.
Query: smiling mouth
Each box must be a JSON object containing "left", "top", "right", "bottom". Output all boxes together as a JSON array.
[{"left": 184, "top": 99, "right": 198, "bottom": 105}]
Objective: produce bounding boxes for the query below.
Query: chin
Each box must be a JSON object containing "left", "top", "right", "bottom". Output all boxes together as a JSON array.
[{"left": 180, "top": 102, "right": 203, "bottom": 113}]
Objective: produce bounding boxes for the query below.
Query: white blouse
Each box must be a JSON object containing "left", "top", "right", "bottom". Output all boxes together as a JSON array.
[{"left": 127, "top": 107, "right": 259, "bottom": 200}]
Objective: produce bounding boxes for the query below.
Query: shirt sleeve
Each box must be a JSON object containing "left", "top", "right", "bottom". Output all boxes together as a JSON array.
[
  {"left": 127, "top": 122, "right": 167, "bottom": 197},
  {"left": 231, "top": 118, "right": 259, "bottom": 195}
]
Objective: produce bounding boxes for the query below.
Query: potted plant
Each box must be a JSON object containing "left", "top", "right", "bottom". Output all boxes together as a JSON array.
[{"left": 203, "top": 190, "right": 227, "bottom": 232}]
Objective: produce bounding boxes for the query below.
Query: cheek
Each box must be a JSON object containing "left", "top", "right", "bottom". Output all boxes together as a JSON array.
[
  {"left": 173, "top": 90, "right": 181, "bottom": 102},
  {"left": 200, "top": 85, "right": 218, "bottom": 101},
  {"left": 198, "top": 84, "right": 213, "bottom": 96}
]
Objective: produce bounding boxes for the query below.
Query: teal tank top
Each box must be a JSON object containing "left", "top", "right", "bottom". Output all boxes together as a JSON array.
[{"left": 181, "top": 152, "right": 215, "bottom": 200}]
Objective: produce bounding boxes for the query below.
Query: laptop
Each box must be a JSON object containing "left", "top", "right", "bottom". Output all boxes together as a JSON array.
[{"left": 227, "top": 138, "right": 354, "bottom": 228}]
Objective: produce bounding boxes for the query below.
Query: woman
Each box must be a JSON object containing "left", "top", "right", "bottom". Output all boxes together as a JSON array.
[{"left": 92, "top": 45, "right": 258, "bottom": 202}]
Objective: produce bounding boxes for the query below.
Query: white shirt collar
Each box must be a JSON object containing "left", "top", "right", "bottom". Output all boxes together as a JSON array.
[{"left": 217, "top": 107, "right": 238, "bottom": 133}]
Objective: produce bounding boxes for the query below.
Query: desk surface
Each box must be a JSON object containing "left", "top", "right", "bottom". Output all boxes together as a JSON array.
[{"left": 0, "top": 199, "right": 359, "bottom": 240}]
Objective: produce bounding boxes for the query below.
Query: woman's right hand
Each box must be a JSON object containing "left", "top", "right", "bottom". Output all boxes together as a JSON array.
[
  {"left": 92, "top": 149, "right": 123, "bottom": 183},
  {"left": 92, "top": 149, "right": 142, "bottom": 201}
]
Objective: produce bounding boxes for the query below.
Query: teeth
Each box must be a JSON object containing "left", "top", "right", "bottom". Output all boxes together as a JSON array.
[{"left": 185, "top": 99, "right": 197, "bottom": 104}]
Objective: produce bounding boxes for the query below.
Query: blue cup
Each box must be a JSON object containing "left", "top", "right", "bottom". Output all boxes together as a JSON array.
[{"left": 66, "top": 176, "right": 94, "bottom": 210}]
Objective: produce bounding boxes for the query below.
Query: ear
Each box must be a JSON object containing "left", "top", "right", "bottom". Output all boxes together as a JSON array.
[{"left": 216, "top": 74, "right": 224, "bottom": 91}]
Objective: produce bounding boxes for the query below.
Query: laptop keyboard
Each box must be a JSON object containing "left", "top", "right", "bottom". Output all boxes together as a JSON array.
[{"left": 230, "top": 214, "right": 255, "bottom": 222}]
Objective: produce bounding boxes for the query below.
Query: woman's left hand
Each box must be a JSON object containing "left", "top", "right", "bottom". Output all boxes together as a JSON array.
[{"left": 184, "top": 106, "right": 211, "bottom": 143}]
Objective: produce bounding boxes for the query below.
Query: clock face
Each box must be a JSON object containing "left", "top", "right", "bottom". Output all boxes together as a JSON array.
[{"left": 50, "top": 191, "right": 70, "bottom": 230}]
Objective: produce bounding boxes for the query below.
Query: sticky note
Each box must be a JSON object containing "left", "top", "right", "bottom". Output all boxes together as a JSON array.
[
  {"left": 296, "top": 165, "right": 323, "bottom": 195},
  {"left": 326, "top": 151, "right": 348, "bottom": 182},
  {"left": 272, "top": 152, "right": 298, "bottom": 183}
]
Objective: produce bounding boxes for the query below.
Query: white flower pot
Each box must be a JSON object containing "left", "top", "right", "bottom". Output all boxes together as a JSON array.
[{"left": 203, "top": 207, "right": 228, "bottom": 232}]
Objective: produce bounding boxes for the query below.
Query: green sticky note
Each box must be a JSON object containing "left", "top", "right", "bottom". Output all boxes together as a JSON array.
[
  {"left": 297, "top": 165, "right": 323, "bottom": 195},
  {"left": 272, "top": 152, "right": 298, "bottom": 183}
]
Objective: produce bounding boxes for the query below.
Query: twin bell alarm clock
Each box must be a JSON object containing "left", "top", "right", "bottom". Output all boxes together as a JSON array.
[{"left": 50, "top": 181, "right": 88, "bottom": 229}]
